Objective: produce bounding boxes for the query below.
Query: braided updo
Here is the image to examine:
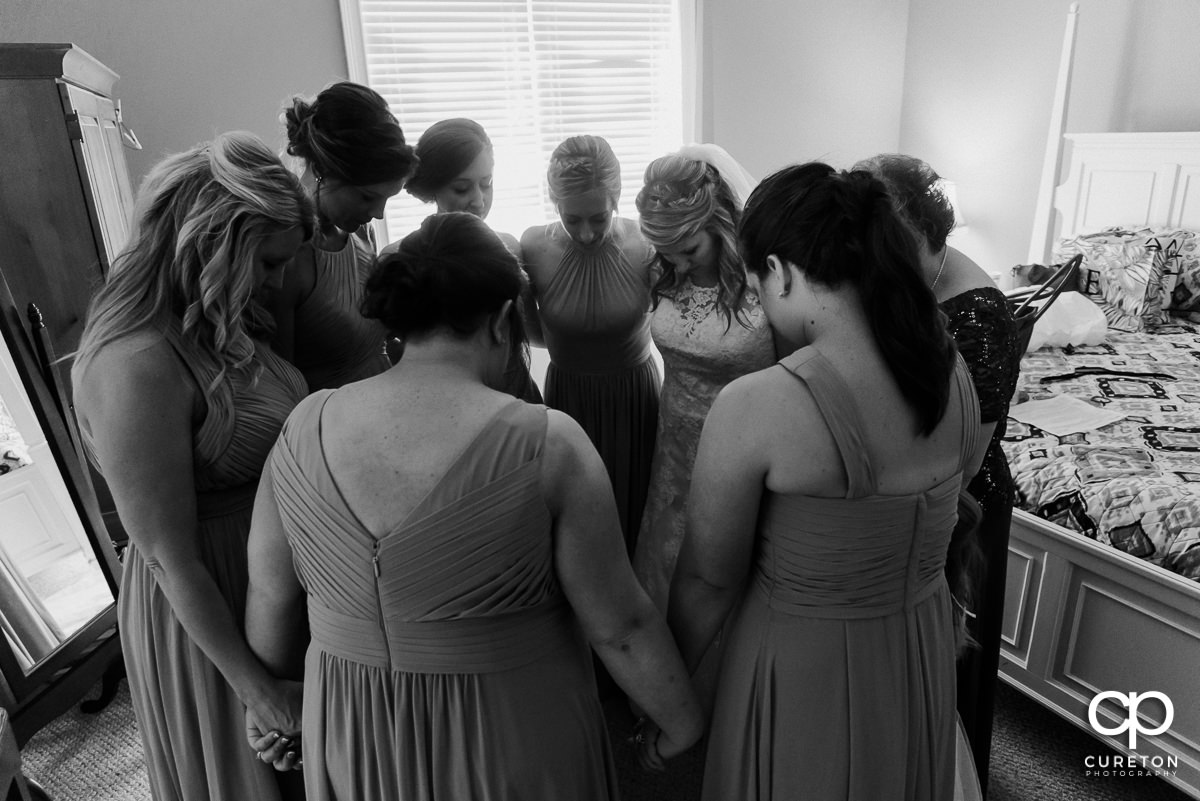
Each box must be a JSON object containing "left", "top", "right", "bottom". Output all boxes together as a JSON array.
[{"left": 546, "top": 135, "right": 622, "bottom": 208}]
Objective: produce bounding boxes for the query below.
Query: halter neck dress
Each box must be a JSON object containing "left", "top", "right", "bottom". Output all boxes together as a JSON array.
[
  {"left": 85, "top": 328, "right": 307, "bottom": 801},
  {"left": 701, "top": 348, "right": 979, "bottom": 801},
  {"left": 292, "top": 228, "right": 390, "bottom": 390},
  {"left": 531, "top": 221, "right": 659, "bottom": 552}
]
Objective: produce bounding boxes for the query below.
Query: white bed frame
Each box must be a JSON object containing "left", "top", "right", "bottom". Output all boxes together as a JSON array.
[{"left": 1001, "top": 11, "right": 1200, "bottom": 798}]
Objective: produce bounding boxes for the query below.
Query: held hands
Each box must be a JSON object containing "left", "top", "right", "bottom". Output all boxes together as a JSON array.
[
  {"left": 631, "top": 717, "right": 693, "bottom": 773},
  {"left": 244, "top": 679, "right": 304, "bottom": 772}
]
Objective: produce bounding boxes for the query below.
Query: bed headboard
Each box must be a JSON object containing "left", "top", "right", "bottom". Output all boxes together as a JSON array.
[{"left": 1049, "top": 131, "right": 1200, "bottom": 250}]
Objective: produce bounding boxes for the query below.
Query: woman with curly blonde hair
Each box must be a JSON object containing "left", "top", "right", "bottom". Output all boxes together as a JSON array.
[
  {"left": 632, "top": 145, "right": 775, "bottom": 613},
  {"left": 73, "top": 132, "right": 313, "bottom": 801}
]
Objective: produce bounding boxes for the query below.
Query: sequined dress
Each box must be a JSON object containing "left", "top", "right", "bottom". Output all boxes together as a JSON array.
[
  {"left": 940, "top": 286, "right": 1021, "bottom": 791},
  {"left": 633, "top": 281, "right": 774, "bottom": 610}
]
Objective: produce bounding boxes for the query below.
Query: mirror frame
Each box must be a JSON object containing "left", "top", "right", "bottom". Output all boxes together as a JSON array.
[{"left": 0, "top": 268, "right": 119, "bottom": 698}]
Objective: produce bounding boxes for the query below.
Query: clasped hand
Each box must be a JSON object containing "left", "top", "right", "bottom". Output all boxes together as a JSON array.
[{"left": 244, "top": 679, "right": 303, "bottom": 771}]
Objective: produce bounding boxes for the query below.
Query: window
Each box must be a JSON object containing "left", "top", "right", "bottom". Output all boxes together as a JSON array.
[{"left": 340, "top": 0, "right": 686, "bottom": 244}]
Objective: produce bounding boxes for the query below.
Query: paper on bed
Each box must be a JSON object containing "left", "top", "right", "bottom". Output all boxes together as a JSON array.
[{"left": 1007, "top": 394, "right": 1125, "bottom": 435}]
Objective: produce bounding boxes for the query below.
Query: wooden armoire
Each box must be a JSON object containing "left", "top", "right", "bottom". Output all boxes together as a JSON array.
[{"left": 0, "top": 43, "right": 134, "bottom": 744}]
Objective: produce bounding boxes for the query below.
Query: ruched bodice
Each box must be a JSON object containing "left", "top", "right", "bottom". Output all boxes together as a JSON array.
[
  {"left": 528, "top": 220, "right": 660, "bottom": 549},
  {"left": 701, "top": 346, "right": 979, "bottom": 801},
  {"left": 268, "top": 396, "right": 617, "bottom": 801},
  {"left": 292, "top": 229, "right": 390, "bottom": 390},
  {"left": 535, "top": 223, "right": 654, "bottom": 372},
  {"left": 90, "top": 327, "right": 306, "bottom": 801},
  {"left": 755, "top": 478, "right": 959, "bottom": 617}
]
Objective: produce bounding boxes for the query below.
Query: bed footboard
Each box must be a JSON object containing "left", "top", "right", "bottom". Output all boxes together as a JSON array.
[{"left": 1000, "top": 509, "right": 1200, "bottom": 798}]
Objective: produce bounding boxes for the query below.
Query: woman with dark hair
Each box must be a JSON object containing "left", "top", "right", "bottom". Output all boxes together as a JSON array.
[
  {"left": 662, "top": 163, "right": 986, "bottom": 799},
  {"left": 856, "top": 153, "right": 1020, "bottom": 795},
  {"left": 267, "top": 81, "right": 417, "bottom": 390},
  {"left": 245, "top": 212, "right": 702, "bottom": 801},
  {"left": 632, "top": 144, "right": 775, "bottom": 613},
  {"left": 72, "top": 132, "right": 313, "bottom": 801},
  {"left": 405, "top": 118, "right": 541, "bottom": 402},
  {"left": 521, "top": 135, "right": 658, "bottom": 553}
]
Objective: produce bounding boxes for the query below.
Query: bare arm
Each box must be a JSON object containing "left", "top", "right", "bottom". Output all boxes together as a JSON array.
[
  {"left": 543, "top": 411, "right": 702, "bottom": 758},
  {"left": 518, "top": 227, "right": 547, "bottom": 347},
  {"left": 246, "top": 464, "right": 307, "bottom": 678},
  {"left": 76, "top": 337, "right": 301, "bottom": 738},
  {"left": 668, "top": 381, "right": 767, "bottom": 673}
]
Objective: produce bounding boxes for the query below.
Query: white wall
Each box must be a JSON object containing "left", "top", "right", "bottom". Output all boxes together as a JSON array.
[
  {"left": 898, "top": 0, "right": 1200, "bottom": 277},
  {"left": 701, "top": 0, "right": 910, "bottom": 180},
  {"left": 2, "top": 0, "right": 349, "bottom": 186},
  {"left": 9, "top": 0, "right": 1200, "bottom": 278}
]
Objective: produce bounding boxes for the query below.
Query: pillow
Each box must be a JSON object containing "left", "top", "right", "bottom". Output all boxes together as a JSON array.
[
  {"left": 1144, "top": 229, "right": 1200, "bottom": 313},
  {"left": 1055, "top": 228, "right": 1168, "bottom": 332}
]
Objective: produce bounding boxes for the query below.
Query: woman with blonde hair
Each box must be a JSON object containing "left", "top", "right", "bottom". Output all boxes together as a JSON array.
[
  {"left": 72, "top": 132, "right": 313, "bottom": 801},
  {"left": 521, "top": 135, "right": 658, "bottom": 553},
  {"left": 267, "top": 81, "right": 417, "bottom": 390},
  {"left": 632, "top": 145, "right": 775, "bottom": 612}
]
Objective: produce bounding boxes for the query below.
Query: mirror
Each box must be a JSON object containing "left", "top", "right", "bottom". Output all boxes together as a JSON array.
[{"left": 0, "top": 327, "right": 114, "bottom": 675}]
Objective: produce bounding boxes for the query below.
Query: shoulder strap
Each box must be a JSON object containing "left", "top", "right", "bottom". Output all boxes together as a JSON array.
[
  {"left": 776, "top": 348, "right": 877, "bottom": 497},
  {"left": 953, "top": 354, "right": 981, "bottom": 471}
]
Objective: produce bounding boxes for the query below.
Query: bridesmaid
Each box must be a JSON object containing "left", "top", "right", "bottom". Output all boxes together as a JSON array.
[
  {"left": 521, "top": 135, "right": 658, "bottom": 553},
  {"left": 71, "top": 133, "right": 312, "bottom": 801},
  {"left": 404, "top": 118, "right": 542, "bottom": 402},
  {"left": 663, "top": 163, "right": 984, "bottom": 800},
  {"left": 857, "top": 153, "right": 1021, "bottom": 796},
  {"left": 632, "top": 144, "right": 775, "bottom": 613},
  {"left": 244, "top": 212, "right": 703, "bottom": 800},
  {"left": 267, "top": 81, "right": 416, "bottom": 390}
]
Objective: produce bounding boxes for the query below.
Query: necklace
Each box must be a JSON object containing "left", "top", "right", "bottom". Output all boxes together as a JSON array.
[{"left": 931, "top": 248, "right": 949, "bottom": 290}]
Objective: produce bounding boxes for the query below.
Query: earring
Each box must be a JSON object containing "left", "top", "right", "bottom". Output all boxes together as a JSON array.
[{"left": 778, "top": 289, "right": 788, "bottom": 298}]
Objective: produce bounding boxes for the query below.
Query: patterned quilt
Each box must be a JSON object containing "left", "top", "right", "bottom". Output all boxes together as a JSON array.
[{"left": 1002, "top": 321, "right": 1200, "bottom": 582}]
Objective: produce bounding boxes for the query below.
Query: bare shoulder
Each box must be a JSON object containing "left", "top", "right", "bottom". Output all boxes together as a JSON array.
[
  {"left": 74, "top": 330, "right": 194, "bottom": 420},
  {"left": 520, "top": 224, "right": 560, "bottom": 280},
  {"left": 542, "top": 408, "right": 592, "bottom": 466},
  {"left": 496, "top": 230, "right": 521, "bottom": 256},
  {"left": 613, "top": 217, "right": 652, "bottom": 263}
]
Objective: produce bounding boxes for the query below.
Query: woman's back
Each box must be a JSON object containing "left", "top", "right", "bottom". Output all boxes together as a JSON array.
[
  {"left": 755, "top": 341, "right": 973, "bottom": 500},
  {"left": 269, "top": 389, "right": 619, "bottom": 800},
  {"left": 699, "top": 348, "right": 978, "bottom": 800}
]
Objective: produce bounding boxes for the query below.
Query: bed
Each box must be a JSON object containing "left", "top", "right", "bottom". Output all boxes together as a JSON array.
[{"left": 996, "top": 15, "right": 1200, "bottom": 795}]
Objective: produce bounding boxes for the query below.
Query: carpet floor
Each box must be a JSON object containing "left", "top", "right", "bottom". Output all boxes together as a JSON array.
[{"left": 19, "top": 678, "right": 1194, "bottom": 800}]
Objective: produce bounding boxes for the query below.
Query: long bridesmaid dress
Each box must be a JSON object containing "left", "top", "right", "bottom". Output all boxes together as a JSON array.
[{"left": 267, "top": 397, "right": 619, "bottom": 801}]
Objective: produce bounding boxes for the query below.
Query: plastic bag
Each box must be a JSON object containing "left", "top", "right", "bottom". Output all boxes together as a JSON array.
[{"left": 1026, "top": 291, "right": 1108, "bottom": 351}]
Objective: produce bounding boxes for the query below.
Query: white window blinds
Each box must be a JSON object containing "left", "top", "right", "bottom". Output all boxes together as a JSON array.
[{"left": 341, "top": 0, "right": 684, "bottom": 245}]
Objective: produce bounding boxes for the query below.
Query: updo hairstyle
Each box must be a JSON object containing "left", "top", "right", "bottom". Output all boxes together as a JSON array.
[
  {"left": 283, "top": 81, "right": 417, "bottom": 185},
  {"left": 362, "top": 212, "right": 524, "bottom": 341},
  {"left": 405, "top": 118, "right": 492, "bottom": 202},
  {"left": 853, "top": 153, "right": 955, "bottom": 252},
  {"left": 546, "top": 135, "right": 622, "bottom": 207},
  {"left": 739, "top": 162, "right": 956, "bottom": 435},
  {"left": 637, "top": 153, "right": 746, "bottom": 328}
]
